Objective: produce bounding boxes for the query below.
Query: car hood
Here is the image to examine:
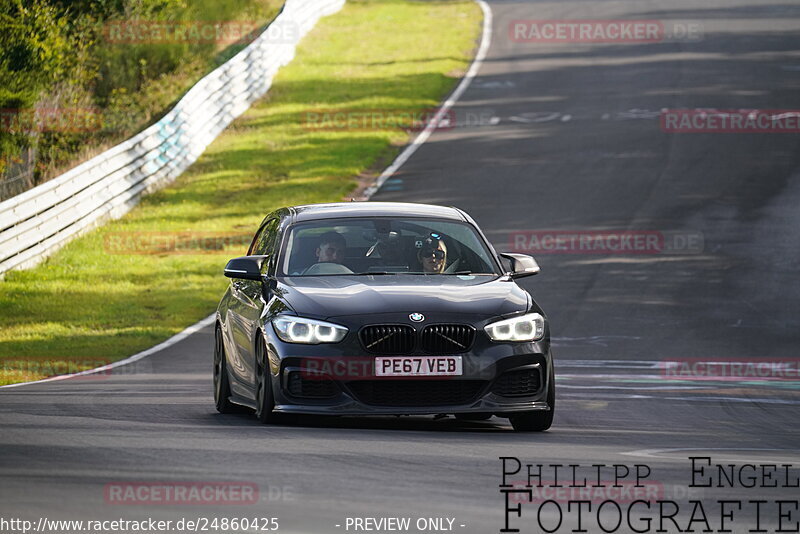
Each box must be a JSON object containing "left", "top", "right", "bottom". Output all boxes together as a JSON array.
[{"left": 275, "top": 275, "right": 529, "bottom": 320}]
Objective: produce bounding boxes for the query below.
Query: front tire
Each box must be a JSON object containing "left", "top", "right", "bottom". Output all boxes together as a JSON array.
[
  {"left": 509, "top": 362, "right": 555, "bottom": 432},
  {"left": 254, "top": 335, "right": 280, "bottom": 424},
  {"left": 214, "top": 325, "right": 235, "bottom": 414}
]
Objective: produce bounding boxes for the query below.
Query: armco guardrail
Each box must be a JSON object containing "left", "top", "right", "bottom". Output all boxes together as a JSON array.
[{"left": 0, "top": 0, "right": 345, "bottom": 276}]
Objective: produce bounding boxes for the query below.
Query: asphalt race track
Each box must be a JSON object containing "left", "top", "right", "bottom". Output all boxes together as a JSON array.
[{"left": 2, "top": 1, "right": 799, "bottom": 533}]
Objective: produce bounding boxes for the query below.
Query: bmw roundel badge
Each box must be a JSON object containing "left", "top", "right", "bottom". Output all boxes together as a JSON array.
[{"left": 409, "top": 313, "right": 425, "bottom": 322}]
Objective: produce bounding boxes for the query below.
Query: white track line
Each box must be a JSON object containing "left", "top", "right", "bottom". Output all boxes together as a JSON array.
[
  {"left": 558, "top": 384, "right": 709, "bottom": 391},
  {"left": 1, "top": 1, "right": 495, "bottom": 391},
  {"left": 363, "top": 0, "right": 493, "bottom": 198},
  {"left": 0, "top": 314, "right": 215, "bottom": 390},
  {"left": 562, "top": 392, "right": 800, "bottom": 405},
  {"left": 622, "top": 447, "right": 800, "bottom": 462}
]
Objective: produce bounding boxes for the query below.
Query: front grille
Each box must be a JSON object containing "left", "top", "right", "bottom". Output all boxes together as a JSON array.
[
  {"left": 491, "top": 368, "right": 542, "bottom": 397},
  {"left": 421, "top": 324, "right": 475, "bottom": 354},
  {"left": 360, "top": 324, "right": 474, "bottom": 354},
  {"left": 286, "top": 371, "right": 338, "bottom": 398},
  {"left": 360, "top": 325, "right": 415, "bottom": 354},
  {"left": 346, "top": 380, "right": 486, "bottom": 407}
]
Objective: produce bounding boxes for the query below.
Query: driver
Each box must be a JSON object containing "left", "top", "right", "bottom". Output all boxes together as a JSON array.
[
  {"left": 418, "top": 234, "right": 447, "bottom": 274},
  {"left": 315, "top": 231, "right": 346, "bottom": 264}
]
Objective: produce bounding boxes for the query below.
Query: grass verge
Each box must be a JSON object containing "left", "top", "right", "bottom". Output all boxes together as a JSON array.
[{"left": 0, "top": 0, "right": 483, "bottom": 385}]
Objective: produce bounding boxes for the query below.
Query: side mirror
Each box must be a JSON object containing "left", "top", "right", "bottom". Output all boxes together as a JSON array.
[
  {"left": 224, "top": 255, "right": 269, "bottom": 281},
  {"left": 499, "top": 253, "right": 540, "bottom": 279}
]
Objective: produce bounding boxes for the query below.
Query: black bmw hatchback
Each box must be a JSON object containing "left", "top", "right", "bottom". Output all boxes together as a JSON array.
[{"left": 214, "top": 202, "right": 555, "bottom": 431}]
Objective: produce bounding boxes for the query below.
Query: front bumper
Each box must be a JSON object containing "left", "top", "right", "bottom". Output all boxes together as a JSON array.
[
  {"left": 264, "top": 316, "right": 553, "bottom": 416},
  {"left": 275, "top": 360, "right": 551, "bottom": 416}
]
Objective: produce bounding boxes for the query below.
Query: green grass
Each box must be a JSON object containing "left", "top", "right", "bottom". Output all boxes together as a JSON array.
[{"left": 0, "top": 0, "right": 483, "bottom": 385}]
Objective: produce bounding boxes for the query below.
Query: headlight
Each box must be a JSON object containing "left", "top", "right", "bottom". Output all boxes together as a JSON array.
[
  {"left": 484, "top": 313, "right": 545, "bottom": 342},
  {"left": 272, "top": 316, "right": 348, "bottom": 344}
]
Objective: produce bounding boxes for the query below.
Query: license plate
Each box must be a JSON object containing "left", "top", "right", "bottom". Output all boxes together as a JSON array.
[{"left": 375, "top": 356, "right": 463, "bottom": 377}]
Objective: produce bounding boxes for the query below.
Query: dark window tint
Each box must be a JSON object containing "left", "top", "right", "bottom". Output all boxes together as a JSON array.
[{"left": 249, "top": 219, "right": 279, "bottom": 256}]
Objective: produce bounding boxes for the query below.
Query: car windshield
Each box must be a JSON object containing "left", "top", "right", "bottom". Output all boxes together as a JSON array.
[{"left": 280, "top": 217, "right": 501, "bottom": 276}]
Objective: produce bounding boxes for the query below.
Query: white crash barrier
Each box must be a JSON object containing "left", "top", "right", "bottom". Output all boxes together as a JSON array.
[{"left": 0, "top": 0, "right": 345, "bottom": 275}]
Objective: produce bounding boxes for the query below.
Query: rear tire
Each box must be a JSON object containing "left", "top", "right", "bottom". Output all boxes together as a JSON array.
[
  {"left": 509, "top": 363, "right": 555, "bottom": 432},
  {"left": 254, "top": 335, "right": 280, "bottom": 424},
  {"left": 214, "top": 325, "right": 235, "bottom": 414}
]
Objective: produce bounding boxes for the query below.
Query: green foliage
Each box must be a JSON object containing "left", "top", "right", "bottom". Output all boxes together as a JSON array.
[{"left": 0, "top": 0, "right": 279, "bottom": 188}]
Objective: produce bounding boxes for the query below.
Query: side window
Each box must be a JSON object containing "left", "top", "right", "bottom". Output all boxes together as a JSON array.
[
  {"left": 252, "top": 219, "right": 279, "bottom": 256},
  {"left": 247, "top": 226, "right": 263, "bottom": 256}
]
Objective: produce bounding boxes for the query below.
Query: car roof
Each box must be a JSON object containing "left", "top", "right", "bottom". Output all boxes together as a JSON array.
[{"left": 287, "top": 202, "right": 467, "bottom": 223}]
